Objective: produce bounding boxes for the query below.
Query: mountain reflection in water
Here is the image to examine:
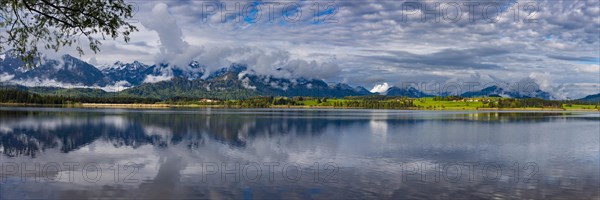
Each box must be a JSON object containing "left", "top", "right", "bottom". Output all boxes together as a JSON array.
[{"left": 0, "top": 107, "right": 598, "bottom": 199}]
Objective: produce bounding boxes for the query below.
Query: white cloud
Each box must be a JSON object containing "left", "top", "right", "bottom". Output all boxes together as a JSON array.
[
  {"left": 550, "top": 83, "right": 600, "bottom": 99},
  {"left": 100, "top": 80, "right": 133, "bottom": 92},
  {"left": 141, "top": 3, "right": 199, "bottom": 68},
  {"left": 88, "top": 57, "right": 98, "bottom": 66},
  {"left": 241, "top": 77, "right": 256, "bottom": 90},
  {"left": 5, "top": 1, "right": 596, "bottom": 97},
  {"left": 574, "top": 64, "right": 600, "bottom": 73},
  {"left": 138, "top": 3, "right": 342, "bottom": 81},
  {"left": 0, "top": 73, "right": 14, "bottom": 81},
  {"left": 370, "top": 83, "right": 391, "bottom": 94},
  {"left": 143, "top": 74, "right": 173, "bottom": 83},
  {"left": 8, "top": 78, "right": 133, "bottom": 92},
  {"left": 11, "top": 78, "right": 87, "bottom": 88}
]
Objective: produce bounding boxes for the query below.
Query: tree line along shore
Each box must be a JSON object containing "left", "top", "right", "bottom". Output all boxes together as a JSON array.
[{"left": 1, "top": 89, "right": 598, "bottom": 111}]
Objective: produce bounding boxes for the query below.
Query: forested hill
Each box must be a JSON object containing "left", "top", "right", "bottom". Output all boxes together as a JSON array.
[{"left": 579, "top": 93, "right": 600, "bottom": 103}]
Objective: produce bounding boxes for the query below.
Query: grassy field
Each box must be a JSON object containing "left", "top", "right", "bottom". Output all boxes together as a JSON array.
[
  {"left": 295, "top": 97, "right": 600, "bottom": 111},
  {"left": 300, "top": 99, "right": 346, "bottom": 106},
  {"left": 563, "top": 104, "right": 599, "bottom": 110},
  {"left": 412, "top": 97, "right": 485, "bottom": 110},
  {"left": 299, "top": 97, "right": 489, "bottom": 110}
]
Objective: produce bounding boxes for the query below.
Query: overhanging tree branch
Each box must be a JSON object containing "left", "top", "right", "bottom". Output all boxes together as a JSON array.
[
  {"left": 22, "top": 0, "right": 75, "bottom": 28},
  {"left": 0, "top": 0, "right": 138, "bottom": 67}
]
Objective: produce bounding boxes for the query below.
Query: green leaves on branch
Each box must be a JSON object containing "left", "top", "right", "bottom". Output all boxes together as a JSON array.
[{"left": 0, "top": 0, "right": 138, "bottom": 67}]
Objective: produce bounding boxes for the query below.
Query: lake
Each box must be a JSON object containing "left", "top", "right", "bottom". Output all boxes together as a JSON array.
[{"left": 0, "top": 107, "right": 598, "bottom": 199}]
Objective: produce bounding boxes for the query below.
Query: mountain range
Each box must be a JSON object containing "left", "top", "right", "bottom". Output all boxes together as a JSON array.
[
  {"left": 0, "top": 51, "right": 591, "bottom": 100},
  {"left": 579, "top": 93, "right": 600, "bottom": 102}
]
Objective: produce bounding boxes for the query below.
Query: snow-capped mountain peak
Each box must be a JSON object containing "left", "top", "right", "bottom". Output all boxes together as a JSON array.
[{"left": 0, "top": 53, "right": 562, "bottom": 99}]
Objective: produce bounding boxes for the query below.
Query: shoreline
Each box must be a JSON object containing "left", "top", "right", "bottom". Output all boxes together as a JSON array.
[{"left": 1, "top": 103, "right": 599, "bottom": 112}]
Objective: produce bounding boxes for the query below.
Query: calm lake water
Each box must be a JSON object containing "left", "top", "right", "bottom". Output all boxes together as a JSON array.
[{"left": 0, "top": 107, "right": 598, "bottom": 199}]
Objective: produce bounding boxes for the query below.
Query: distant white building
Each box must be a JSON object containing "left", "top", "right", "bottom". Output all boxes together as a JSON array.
[{"left": 199, "top": 99, "right": 217, "bottom": 103}]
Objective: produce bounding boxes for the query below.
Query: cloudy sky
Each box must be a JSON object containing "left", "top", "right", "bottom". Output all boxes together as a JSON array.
[{"left": 47, "top": 0, "right": 599, "bottom": 98}]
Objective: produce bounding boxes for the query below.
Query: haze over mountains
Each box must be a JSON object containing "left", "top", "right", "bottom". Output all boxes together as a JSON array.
[{"left": 0, "top": 51, "right": 590, "bottom": 100}]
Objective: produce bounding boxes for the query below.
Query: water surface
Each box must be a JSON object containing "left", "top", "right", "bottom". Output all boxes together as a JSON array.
[{"left": 0, "top": 107, "right": 598, "bottom": 199}]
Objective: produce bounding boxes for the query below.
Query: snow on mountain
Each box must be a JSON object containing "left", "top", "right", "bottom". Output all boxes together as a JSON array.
[
  {"left": 385, "top": 86, "right": 431, "bottom": 98},
  {"left": 6, "top": 54, "right": 111, "bottom": 86},
  {"left": 0, "top": 53, "right": 568, "bottom": 99},
  {"left": 461, "top": 85, "right": 554, "bottom": 99},
  {"left": 100, "top": 61, "right": 150, "bottom": 86}
]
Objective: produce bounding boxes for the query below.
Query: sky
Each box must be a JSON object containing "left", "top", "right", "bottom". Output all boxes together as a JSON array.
[{"left": 39, "top": 0, "right": 600, "bottom": 98}]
